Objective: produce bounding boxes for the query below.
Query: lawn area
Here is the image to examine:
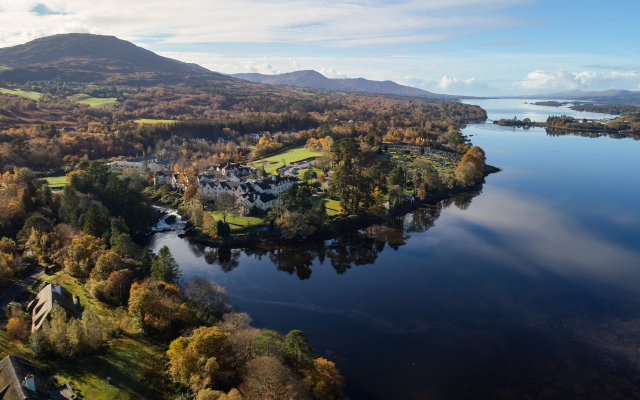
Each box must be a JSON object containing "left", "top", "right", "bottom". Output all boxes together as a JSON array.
[
  {"left": 254, "top": 145, "right": 323, "bottom": 174},
  {"left": 0, "top": 87, "right": 42, "bottom": 100},
  {"left": 310, "top": 197, "right": 342, "bottom": 216},
  {"left": 44, "top": 175, "right": 67, "bottom": 189},
  {"left": 68, "top": 94, "right": 118, "bottom": 109},
  {"left": 53, "top": 335, "right": 169, "bottom": 400},
  {"left": 211, "top": 212, "right": 266, "bottom": 232},
  {"left": 295, "top": 166, "right": 323, "bottom": 178},
  {"left": 133, "top": 119, "right": 176, "bottom": 124}
]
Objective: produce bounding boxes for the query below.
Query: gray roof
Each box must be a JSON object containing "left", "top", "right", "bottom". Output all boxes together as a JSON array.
[
  {"left": 0, "top": 355, "right": 49, "bottom": 400},
  {"left": 27, "top": 283, "right": 76, "bottom": 331}
]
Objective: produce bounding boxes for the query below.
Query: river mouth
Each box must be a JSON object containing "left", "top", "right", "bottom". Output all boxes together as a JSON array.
[{"left": 147, "top": 99, "right": 640, "bottom": 399}]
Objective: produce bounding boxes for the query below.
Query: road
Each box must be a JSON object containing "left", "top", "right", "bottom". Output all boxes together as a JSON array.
[{"left": 0, "top": 265, "right": 45, "bottom": 312}]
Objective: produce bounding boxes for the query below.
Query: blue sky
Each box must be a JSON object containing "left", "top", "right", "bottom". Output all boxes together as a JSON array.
[{"left": 0, "top": 0, "right": 639, "bottom": 95}]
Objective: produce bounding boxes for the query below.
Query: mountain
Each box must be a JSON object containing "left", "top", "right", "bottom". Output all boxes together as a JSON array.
[
  {"left": 532, "top": 89, "right": 640, "bottom": 105},
  {"left": 0, "top": 33, "right": 232, "bottom": 85},
  {"left": 232, "top": 70, "right": 454, "bottom": 99}
]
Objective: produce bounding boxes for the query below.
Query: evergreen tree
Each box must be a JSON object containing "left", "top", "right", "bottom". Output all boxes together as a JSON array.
[{"left": 151, "top": 245, "right": 182, "bottom": 285}]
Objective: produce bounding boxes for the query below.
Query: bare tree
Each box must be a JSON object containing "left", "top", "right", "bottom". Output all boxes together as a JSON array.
[
  {"left": 216, "top": 192, "right": 238, "bottom": 222},
  {"left": 184, "top": 277, "right": 231, "bottom": 315}
]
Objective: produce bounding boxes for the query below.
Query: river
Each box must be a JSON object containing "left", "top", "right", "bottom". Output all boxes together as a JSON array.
[{"left": 147, "top": 99, "right": 640, "bottom": 399}]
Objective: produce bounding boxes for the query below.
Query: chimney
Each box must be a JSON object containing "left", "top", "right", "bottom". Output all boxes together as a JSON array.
[{"left": 24, "top": 375, "right": 35, "bottom": 391}]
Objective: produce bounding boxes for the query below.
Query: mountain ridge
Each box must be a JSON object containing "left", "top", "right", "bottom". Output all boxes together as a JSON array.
[
  {"left": 0, "top": 33, "right": 232, "bottom": 85},
  {"left": 232, "top": 70, "right": 456, "bottom": 100}
]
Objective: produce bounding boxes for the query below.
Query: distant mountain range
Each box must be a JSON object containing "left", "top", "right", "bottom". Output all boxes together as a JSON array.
[
  {"left": 232, "top": 70, "right": 455, "bottom": 100},
  {"left": 530, "top": 89, "right": 640, "bottom": 105},
  {"left": 0, "top": 33, "right": 233, "bottom": 85},
  {"left": 0, "top": 33, "right": 454, "bottom": 100}
]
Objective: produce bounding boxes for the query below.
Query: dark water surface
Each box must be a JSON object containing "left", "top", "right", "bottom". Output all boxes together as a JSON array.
[{"left": 148, "top": 100, "right": 640, "bottom": 399}]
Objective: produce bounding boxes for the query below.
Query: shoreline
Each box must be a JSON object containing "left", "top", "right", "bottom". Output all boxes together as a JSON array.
[{"left": 154, "top": 164, "right": 501, "bottom": 250}]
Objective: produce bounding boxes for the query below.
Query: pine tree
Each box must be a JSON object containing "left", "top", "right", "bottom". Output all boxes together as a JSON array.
[{"left": 151, "top": 245, "right": 182, "bottom": 285}]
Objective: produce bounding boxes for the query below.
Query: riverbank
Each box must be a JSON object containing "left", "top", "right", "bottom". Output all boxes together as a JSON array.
[{"left": 151, "top": 164, "right": 500, "bottom": 250}]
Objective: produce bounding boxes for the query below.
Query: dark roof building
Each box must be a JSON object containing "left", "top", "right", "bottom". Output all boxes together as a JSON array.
[
  {"left": 27, "top": 283, "right": 77, "bottom": 332},
  {"left": 0, "top": 355, "right": 49, "bottom": 400}
]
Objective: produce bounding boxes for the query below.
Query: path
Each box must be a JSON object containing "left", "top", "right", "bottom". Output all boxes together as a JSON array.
[{"left": 0, "top": 265, "right": 45, "bottom": 312}]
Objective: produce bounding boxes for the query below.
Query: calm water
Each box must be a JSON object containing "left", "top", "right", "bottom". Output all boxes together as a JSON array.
[{"left": 148, "top": 99, "right": 640, "bottom": 399}]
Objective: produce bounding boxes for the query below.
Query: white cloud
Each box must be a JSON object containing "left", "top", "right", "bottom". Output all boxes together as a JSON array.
[
  {"left": 0, "top": 0, "right": 532, "bottom": 48},
  {"left": 436, "top": 75, "right": 477, "bottom": 91},
  {"left": 518, "top": 69, "right": 640, "bottom": 92},
  {"left": 319, "top": 67, "right": 348, "bottom": 79}
]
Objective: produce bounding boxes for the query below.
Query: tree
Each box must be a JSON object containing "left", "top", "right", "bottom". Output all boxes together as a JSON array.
[
  {"left": 92, "top": 250, "right": 124, "bottom": 281},
  {"left": 184, "top": 277, "right": 230, "bottom": 316},
  {"left": 240, "top": 357, "right": 310, "bottom": 400},
  {"left": 151, "top": 246, "right": 182, "bottom": 285},
  {"left": 167, "top": 326, "right": 229, "bottom": 393},
  {"left": 302, "top": 358, "right": 345, "bottom": 400},
  {"left": 64, "top": 235, "right": 104, "bottom": 280},
  {"left": 106, "top": 269, "right": 134, "bottom": 305},
  {"left": 254, "top": 329, "right": 282, "bottom": 358},
  {"left": 283, "top": 330, "right": 314, "bottom": 373},
  {"left": 196, "top": 388, "right": 224, "bottom": 400},
  {"left": 215, "top": 193, "right": 238, "bottom": 223},
  {"left": 129, "top": 280, "right": 186, "bottom": 333},
  {"left": 83, "top": 202, "right": 110, "bottom": 238},
  {"left": 276, "top": 211, "right": 313, "bottom": 239},
  {"left": 303, "top": 170, "right": 317, "bottom": 185}
]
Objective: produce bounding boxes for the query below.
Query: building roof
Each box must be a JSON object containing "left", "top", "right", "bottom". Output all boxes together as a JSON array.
[
  {"left": 0, "top": 355, "right": 49, "bottom": 400},
  {"left": 125, "top": 155, "right": 156, "bottom": 163},
  {"left": 27, "top": 283, "right": 76, "bottom": 331}
]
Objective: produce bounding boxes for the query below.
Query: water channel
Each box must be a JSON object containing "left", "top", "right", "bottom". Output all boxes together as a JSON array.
[{"left": 147, "top": 99, "right": 640, "bottom": 399}]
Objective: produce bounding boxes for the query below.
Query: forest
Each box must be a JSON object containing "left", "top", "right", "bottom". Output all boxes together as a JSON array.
[{"left": 0, "top": 77, "right": 491, "bottom": 399}]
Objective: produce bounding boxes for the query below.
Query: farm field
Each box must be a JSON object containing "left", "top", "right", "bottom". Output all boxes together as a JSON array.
[
  {"left": 68, "top": 94, "right": 118, "bottom": 109},
  {"left": 0, "top": 87, "right": 42, "bottom": 100},
  {"left": 254, "top": 145, "right": 322, "bottom": 174}
]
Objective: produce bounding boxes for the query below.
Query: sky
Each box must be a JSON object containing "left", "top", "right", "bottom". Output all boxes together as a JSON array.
[{"left": 0, "top": 0, "right": 639, "bottom": 96}]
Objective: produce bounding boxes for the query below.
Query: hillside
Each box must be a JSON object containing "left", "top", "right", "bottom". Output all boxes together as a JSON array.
[
  {"left": 233, "top": 70, "right": 455, "bottom": 100},
  {"left": 0, "top": 33, "right": 233, "bottom": 85}
]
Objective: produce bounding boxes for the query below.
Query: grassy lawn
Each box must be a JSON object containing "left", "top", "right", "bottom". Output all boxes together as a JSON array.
[
  {"left": 295, "top": 166, "right": 324, "bottom": 178},
  {"left": 68, "top": 94, "right": 118, "bottom": 109},
  {"left": 310, "top": 197, "right": 342, "bottom": 216},
  {"left": 0, "top": 87, "right": 42, "bottom": 100},
  {"left": 53, "top": 335, "right": 169, "bottom": 400},
  {"left": 133, "top": 119, "right": 176, "bottom": 124},
  {"left": 44, "top": 175, "right": 67, "bottom": 189},
  {"left": 211, "top": 212, "right": 266, "bottom": 232},
  {"left": 254, "top": 145, "right": 322, "bottom": 174}
]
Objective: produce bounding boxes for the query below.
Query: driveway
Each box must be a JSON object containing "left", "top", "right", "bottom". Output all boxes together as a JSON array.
[{"left": 0, "top": 265, "right": 45, "bottom": 312}]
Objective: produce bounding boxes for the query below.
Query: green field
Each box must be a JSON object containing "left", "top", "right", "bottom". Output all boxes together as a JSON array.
[
  {"left": 310, "top": 197, "right": 342, "bottom": 216},
  {"left": 254, "top": 146, "right": 323, "bottom": 174},
  {"left": 211, "top": 212, "right": 266, "bottom": 232},
  {"left": 0, "top": 87, "right": 42, "bottom": 100},
  {"left": 133, "top": 119, "right": 176, "bottom": 124},
  {"left": 44, "top": 175, "right": 67, "bottom": 189},
  {"left": 68, "top": 94, "right": 118, "bottom": 109},
  {"left": 53, "top": 335, "right": 168, "bottom": 400}
]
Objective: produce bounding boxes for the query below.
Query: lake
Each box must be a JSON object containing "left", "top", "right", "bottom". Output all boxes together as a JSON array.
[{"left": 147, "top": 99, "right": 640, "bottom": 399}]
